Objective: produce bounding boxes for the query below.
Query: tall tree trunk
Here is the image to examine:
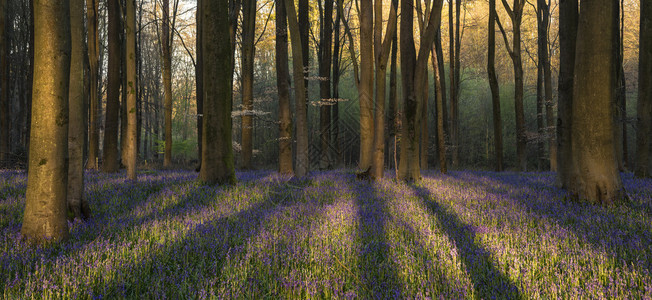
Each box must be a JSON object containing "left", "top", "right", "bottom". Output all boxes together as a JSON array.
[
  {"left": 358, "top": 0, "right": 373, "bottom": 171},
  {"left": 103, "top": 0, "right": 121, "bottom": 173},
  {"left": 22, "top": 0, "right": 71, "bottom": 243},
  {"left": 68, "top": 0, "right": 90, "bottom": 220},
  {"left": 387, "top": 1, "right": 398, "bottom": 170},
  {"left": 536, "top": 54, "right": 545, "bottom": 170},
  {"left": 319, "top": 0, "right": 333, "bottom": 170},
  {"left": 87, "top": 0, "right": 99, "bottom": 169},
  {"left": 286, "top": 0, "right": 309, "bottom": 177},
  {"left": 332, "top": 0, "right": 342, "bottom": 168},
  {"left": 398, "top": 0, "right": 443, "bottom": 181},
  {"left": 277, "top": 0, "right": 293, "bottom": 175},
  {"left": 199, "top": 0, "right": 236, "bottom": 185},
  {"left": 0, "top": 0, "right": 6, "bottom": 168},
  {"left": 487, "top": 0, "right": 503, "bottom": 172},
  {"left": 370, "top": 0, "right": 397, "bottom": 179},
  {"left": 435, "top": 30, "right": 448, "bottom": 144},
  {"left": 497, "top": 0, "right": 526, "bottom": 172},
  {"left": 569, "top": 0, "right": 624, "bottom": 205},
  {"left": 448, "top": 0, "right": 456, "bottom": 168},
  {"left": 635, "top": 0, "right": 652, "bottom": 178},
  {"left": 196, "top": 0, "right": 203, "bottom": 171},
  {"left": 125, "top": 0, "right": 137, "bottom": 180},
  {"left": 432, "top": 35, "right": 447, "bottom": 174},
  {"left": 613, "top": 0, "right": 625, "bottom": 171},
  {"left": 299, "top": 0, "right": 309, "bottom": 107},
  {"left": 120, "top": 15, "right": 128, "bottom": 167},
  {"left": 541, "top": 0, "right": 556, "bottom": 172},
  {"left": 162, "top": 0, "right": 172, "bottom": 167},
  {"left": 452, "top": 0, "right": 461, "bottom": 167},
  {"left": 557, "top": 0, "right": 578, "bottom": 188},
  {"left": 241, "top": 0, "right": 255, "bottom": 169}
]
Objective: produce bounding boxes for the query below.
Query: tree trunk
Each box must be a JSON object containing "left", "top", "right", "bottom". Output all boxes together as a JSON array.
[
  {"left": 196, "top": 0, "right": 203, "bottom": 171},
  {"left": 448, "top": 0, "right": 457, "bottom": 168},
  {"left": 162, "top": 0, "right": 173, "bottom": 167},
  {"left": 125, "top": 0, "right": 137, "bottom": 180},
  {"left": 87, "top": 0, "right": 99, "bottom": 169},
  {"left": 557, "top": 0, "right": 578, "bottom": 188},
  {"left": 199, "top": 0, "right": 236, "bottom": 185},
  {"left": 286, "top": 0, "right": 309, "bottom": 177},
  {"left": 635, "top": 0, "right": 652, "bottom": 178},
  {"left": 22, "top": 0, "right": 71, "bottom": 243},
  {"left": 358, "top": 0, "right": 373, "bottom": 171},
  {"left": 569, "top": 0, "right": 625, "bottom": 205},
  {"left": 433, "top": 37, "right": 447, "bottom": 174},
  {"left": 120, "top": 16, "right": 128, "bottom": 167},
  {"left": 103, "top": 0, "right": 121, "bottom": 173},
  {"left": 241, "top": 0, "right": 255, "bottom": 169},
  {"left": 371, "top": 0, "right": 397, "bottom": 179},
  {"left": 318, "top": 0, "right": 333, "bottom": 170},
  {"left": 277, "top": 0, "right": 293, "bottom": 175},
  {"left": 68, "top": 0, "right": 90, "bottom": 220},
  {"left": 332, "top": 0, "right": 342, "bottom": 168},
  {"left": 387, "top": 3, "right": 398, "bottom": 170},
  {"left": 613, "top": 0, "right": 626, "bottom": 171},
  {"left": 487, "top": 0, "right": 503, "bottom": 172},
  {"left": 0, "top": 0, "right": 5, "bottom": 168},
  {"left": 536, "top": 56, "right": 544, "bottom": 171},
  {"left": 539, "top": 0, "right": 556, "bottom": 172}
]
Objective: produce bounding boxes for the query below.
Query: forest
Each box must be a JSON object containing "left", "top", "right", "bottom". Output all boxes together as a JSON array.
[{"left": 1, "top": 0, "right": 651, "bottom": 298}]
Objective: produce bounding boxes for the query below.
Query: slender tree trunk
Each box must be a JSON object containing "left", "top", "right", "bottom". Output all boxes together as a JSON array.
[
  {"left": 286, "top": 0, "right": 309, "bottom": 177},
  {"left": 536, "top": 57, "right": 544, "bottom": 170},
  {"left": 332, "top": 0, "right": 342, "bottom": 168},
  {"left": 199, "top": 0, "right": 236, "bottom": 185},
  {"left": 358, "top": 0, "right": 373, "bottom": 171},
  {"left": 120, "top": 16, "right": 128, "bottom": 167},
  {"left": 0, "top": 0, "right": 7, "bottom": 168},
  {"left": 497, "top": 0, "right": 526, "bottom": 172},
  {"left": 68, "top": 0, "right": 90, "bottom": 220},
  {"left": 570, "top": 0, "right": 624, "bottom": 205},
  {"left": 196, "top": 0, "right": 203, "bottom": 171},
  {"left": 125, "top": 0, "right": 137, "bottom": 180},
  {"left": 448, "top": 0, "right": 457, "bottom": 168},
  {"left": 435, "top": 30, "right": 448, "bottom": 142},
  {"left": 299, "top": 0, "right": 309, "bottom": 106},
  {"left": 277, "top": 0, "right": 293, "bottom": 175},
  {"left": 487, "top": 0, "right": 503, "bottom": 172},
  {"left": 103, "top": 0, "right": 121, "bottom": 173},
  {"left": 613, "top": 0, "right": 625, "bottom": 171},
  {"left": 433, "top": 37, "right": 447, "bottom": 173},
  {"left": 162, "top": 0, "right": 172, "bottom": 167},
  {"left": 370, "top": 0, "right": 397, "bottom": 178},
  {"left": 635, "top": 0, "right": 652, "bottom": 178},
  {"left": 87, "top": 0, "right": 99, "bottom": 169},
  {"left": 452, "top": 0, "right": 461, "bottom": 167},
  {"left": 387, "top": 2, "right": 398, "bottom": 170},
  {"left": 22, "top": 0, "right": 71, "bottom": 243},
  {"left": 540, "top": 0, "right": 556, "bottom": 172},
  {"left": 557, "top": 0, "right": 578, "bottom": 188},
  {"left": 319, "top": 0, "right": 333, "bottom": 170},
  {"left": 241, "top": 0, "right": 256, "bottom": 169}
]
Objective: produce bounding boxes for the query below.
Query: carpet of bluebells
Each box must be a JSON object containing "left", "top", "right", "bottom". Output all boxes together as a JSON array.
[{"left": 1, "top": 168, "right": 652, "bottom": 299}]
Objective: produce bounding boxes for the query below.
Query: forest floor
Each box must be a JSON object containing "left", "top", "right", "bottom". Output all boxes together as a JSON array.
[{"left": 1, "top": 169, "right": 651, "bottom": 298}]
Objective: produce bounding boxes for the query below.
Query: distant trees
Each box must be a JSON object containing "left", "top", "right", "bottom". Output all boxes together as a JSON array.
[{"left": 22, "top": 0, "right": 71, "bottom": 242}]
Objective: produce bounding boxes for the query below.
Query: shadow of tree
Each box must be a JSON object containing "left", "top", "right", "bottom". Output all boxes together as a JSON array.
[
  {"left": 411, "top": 183, "right": 521, "bottom": 299},
  {"left": 352, "top": 178, "right": 402, "bottom": 298}
]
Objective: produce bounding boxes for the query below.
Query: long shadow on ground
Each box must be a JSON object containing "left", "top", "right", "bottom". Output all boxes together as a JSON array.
[
  {"left": 353, "top": 178, "right": 402, "bottom": 298},
  {"left": 411, "top": 183, "right": 521, "bottom": 299},
  {"left": 454, "top": 171, "right": 652, "bottom": 277}
]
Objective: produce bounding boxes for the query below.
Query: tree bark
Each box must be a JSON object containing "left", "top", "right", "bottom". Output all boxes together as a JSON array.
[
  {"left": 318, "top": 0, "right": 333, "bottom": 170},
  {"left": 613, "top": 0, "right": 625, "bottom": 171},
  {"left": 241, "top": 0, "right": 256, "bottom": 169},
  {"left": 125, "top": 0, "right": 137, "bottom": 180},
  {"left": 487, "top": 0, "right": 503, "bottom": 172},
  {"left": 569, "top": 0, "right": 624, "bottom": 205},
  {"left": 103, "top": 0, "right": 121, "bottom": 173},
  {"left": 68, "top": 0, "right": 90, "bottom": 220},
  {"left": 286, "top": 0, "right": 309, "bottom": 177},
  {"left": 433, "top": 35, "right": 447, "bottom": 174},
  {"left": 358, "top": 0, "right": 373, "bottom": 171},
  {"left": 0, "top": 0, "right": 6, "bottom": 168},
  {"left": 635, "top": 0, "right": 652, "bottom": 178},
  {"left": 540, "top": 0, "right": 556, "bottom": 172},
  {"left": 277, "top": 0, "right": 293, "bottom": 175},
  {"left": 162, "top": 0, "right": 173, "bottom": 167},
  {"left": 557, "top": 0, "right": 578, "bottom": 188},
  {"left": 196, "top": 0, "right": 203, "bottom": 171},
  {"left": 387, "top": 2, "right": 398, "bottom": 170},
  {"left": 199, "top": 0, "right": 236, "bottom": 185},
  {"left": 87, "top": 0, "right": 99, "bottom": 169},
  {"left": 22, "top": 0, "right": 71, "bottom": 242},
  {"left": 332, "top": 0, "right": 342, "bottom": 168}
]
